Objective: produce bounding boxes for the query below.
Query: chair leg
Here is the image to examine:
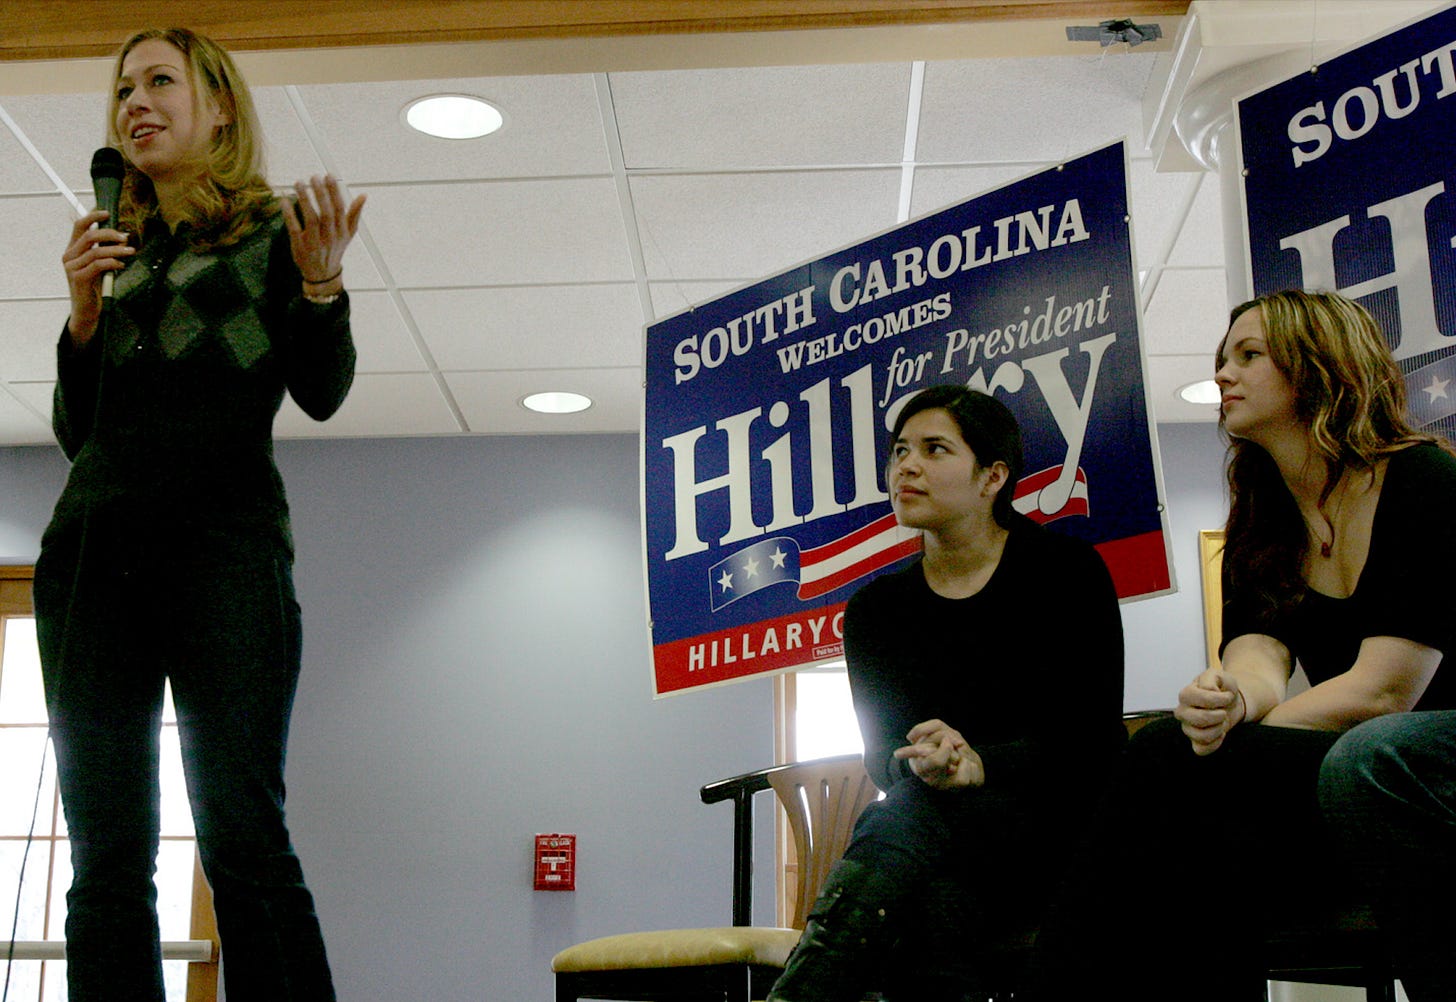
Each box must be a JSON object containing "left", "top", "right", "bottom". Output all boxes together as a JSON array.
[{"left": 1366, "top": 977, "right": 1396, "bottom": 1002}]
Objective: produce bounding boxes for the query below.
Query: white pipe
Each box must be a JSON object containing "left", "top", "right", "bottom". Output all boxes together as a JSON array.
[{"left": 3, "top": 940, "right": 215, "bottom": 962}]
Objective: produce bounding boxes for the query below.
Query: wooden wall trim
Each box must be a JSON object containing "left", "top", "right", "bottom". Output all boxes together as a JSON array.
[
  {"left": 5, "top": 1, "right": 1191, "bottom": 62},
  {"left": 0, "top": 567, "right": 34, "bottom": 618}
]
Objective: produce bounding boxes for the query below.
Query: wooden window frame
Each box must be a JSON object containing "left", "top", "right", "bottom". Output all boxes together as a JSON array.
[{"left": 1, "top": 565, "right": 220, "bottom": 1002}]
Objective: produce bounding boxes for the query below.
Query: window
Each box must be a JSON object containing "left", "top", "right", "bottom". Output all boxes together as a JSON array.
[
  {"left": 773, "top": 664, "right": 865, "bottom": 924},
  {"left": 790, "top": 665, "right": 863, "bottom": 761},
  {"left": 0, "top": 566, "right": 218, "bottom": 1002}
]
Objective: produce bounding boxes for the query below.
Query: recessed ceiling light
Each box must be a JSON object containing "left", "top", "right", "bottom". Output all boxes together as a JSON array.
[
  {"left": 522, "top": 391, "right": 592, "bottom": 414},
  {"left": 403, "top": 94, "right": 504, "bottom": 139},
  {"left": 1178, "top": 379, "right": 1222, "bottom": 405}
]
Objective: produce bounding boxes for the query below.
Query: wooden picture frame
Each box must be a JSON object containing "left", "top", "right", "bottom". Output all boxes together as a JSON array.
[{"left": 1198, "top": 530, "right": 1225, "bottom": 671}]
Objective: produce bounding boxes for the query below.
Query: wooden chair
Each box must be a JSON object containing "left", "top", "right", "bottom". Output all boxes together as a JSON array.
[{"left": 551, "top": 753, "right": 879, "bottom": 1002}]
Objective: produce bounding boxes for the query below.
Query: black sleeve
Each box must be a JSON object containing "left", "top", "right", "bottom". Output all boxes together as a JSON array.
[
  {"left": 51, "top": 325, "right": 102, "bottom": 460},
  {"left": 268, "top": 222, "right": 356, "bottom": 421},
  {"left": 1360, "top": 445, "right": 1456, "bottom": 654},
  {"left": 1219, "top": 557, "right": 1296, "bottom": 657},
  {"left": 972, "top": 535, "right": 1126, "bottom": 789},
  {"left": 844, "top": 577, "right": 919, "bottom": 793}
]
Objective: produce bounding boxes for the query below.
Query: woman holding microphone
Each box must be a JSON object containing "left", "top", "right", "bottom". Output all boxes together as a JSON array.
[{"left": 38, "top": 27, "right": 364, "bottom": 1001}]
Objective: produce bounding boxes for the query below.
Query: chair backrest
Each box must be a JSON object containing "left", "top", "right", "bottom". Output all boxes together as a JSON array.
[{"left": 766, "top": 754, "right": 880, "bottom": 929}]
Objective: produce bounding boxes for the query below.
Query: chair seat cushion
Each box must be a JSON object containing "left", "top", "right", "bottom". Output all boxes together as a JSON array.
[{"left": 551, "top": 926, "right": 800, "bottom": 972}]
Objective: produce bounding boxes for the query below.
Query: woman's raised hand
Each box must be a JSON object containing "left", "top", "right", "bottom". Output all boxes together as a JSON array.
[
  {"left": 1175, "top": 668, "right": 1247, "bottom": 756},
  {"left": 895, "top": 718, "right": 985, "bottom": 790},
  {"left": 61, "top": 210, "right": 134, "bottom": 346},
  {"left": 284, "top": 174, "right": 365, "bottom": 298}
]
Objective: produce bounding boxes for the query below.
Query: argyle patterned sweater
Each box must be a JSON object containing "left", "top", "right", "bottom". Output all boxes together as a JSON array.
[{"left": 46, "top": 212, "right": 355, "bottom": 554}]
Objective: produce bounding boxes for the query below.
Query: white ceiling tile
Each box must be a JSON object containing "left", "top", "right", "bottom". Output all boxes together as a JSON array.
[
  {"left": 348, "top": 291, "right": 428, "bottom": 373},
  {"left": 1128, "top": 159, "right": 1201, "bottom": 273},
  {"left": 0, "top": 301, "right": 67, "bottom": 381},
  {"left": 362, "top": 178, "right": 634, "bottom": 287},
  {"left": 0, "top": 385, "right": 52, "bottom": 444},
  {"left": 917, "top": 54, "right": 1156, "bottom": 164},
  {"left": 1144, "top": 267, "right": 1234, "bottom": 357},
  {"left": 1148, "top": 354, "right": 1224, "bottom": 424},
  {"left": 275, "top": 372, "right": 462, "bottom": 438},
  {"left": 0, "top": 92, "right": 110, "bottom": 192},
  {"left": 403, "top": 285, "right": 644, "bottom": 370},
  {"left": 648, "top": 280, "right": 747, "bottom": 322},
  {"left": 908, "top": 164, "right": 1054, "bottom": 218},
  {"left": 630, "top": 169, "right": 899, "bottom": 282},
  {"left": 252, "top": 87, "right": 329, "bottom": 189},
  {"left": 446, "top": 367, "right": 641, "bottom": 434},
  {"left": 1168, "top": 172, "right": 1229, "bottom": 268},
  {"left": 611, "top": 64, "right": 909, "bottom": 169},
  {"left": 294, "top": 75, "right": 609, "bottom": 183},
  {"left": 0, "top": 196, "right": 79, "bottom": 299}
]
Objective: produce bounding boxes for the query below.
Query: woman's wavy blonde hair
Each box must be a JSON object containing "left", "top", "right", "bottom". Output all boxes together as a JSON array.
[
  {"left": 106, "top": 28, "right": 277, "bottom": 247},
  {"left": 1219, "top": 289, "right": 1443, "bottom": 620}
]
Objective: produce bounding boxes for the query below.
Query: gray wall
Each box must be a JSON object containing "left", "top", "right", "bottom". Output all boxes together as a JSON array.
[
  {"left": 1123, "top": 421, "right": 1228, "bottom": 709},
  {"left": 0, "top": 421, "right": 1227, "bottom": 1000}
]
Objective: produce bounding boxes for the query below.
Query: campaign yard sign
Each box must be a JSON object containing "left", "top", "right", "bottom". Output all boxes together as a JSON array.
[
  {"left": 642, "top": 141, "right": 1171, "bottom": 697},
  {"left": 1237, "top": 1, "right": 1456, "bottom": 437}
]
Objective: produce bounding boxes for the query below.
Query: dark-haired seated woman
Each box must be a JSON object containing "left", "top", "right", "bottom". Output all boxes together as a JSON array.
[{"left": 766, "top": 385, "right": 1125, "bottom": 1002}]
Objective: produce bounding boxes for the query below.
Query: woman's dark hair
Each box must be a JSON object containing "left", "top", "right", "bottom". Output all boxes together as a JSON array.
[
  {"left": 889, "top": 385, "right": 1024, "bottom": 528},
  {"left": 1219, "top": 289, "right": 1446, "bottom": 621}
]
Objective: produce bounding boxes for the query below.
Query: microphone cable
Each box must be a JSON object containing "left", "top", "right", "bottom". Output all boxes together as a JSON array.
[
  {"left": 4, "top": 181, "right": 119, "bottom": 1000},
  {"left": 2, "top": 730, "right": 51, "bottom": 1002}
]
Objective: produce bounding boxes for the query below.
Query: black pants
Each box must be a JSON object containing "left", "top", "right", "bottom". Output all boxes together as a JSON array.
[
  {"left": 34, "top": 521, "right": 335, "bottom": 1002},
  {"left": 838, "top": 775, "right": 1066, "bottom": 997},
  {"left": 1036, "top": 717, "right": 1350, "bottom": 1001}
]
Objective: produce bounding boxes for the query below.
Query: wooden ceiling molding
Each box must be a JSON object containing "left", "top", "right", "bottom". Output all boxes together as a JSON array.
[{"left": 5, "top": 1, "right": 1192, "bottom": 62}]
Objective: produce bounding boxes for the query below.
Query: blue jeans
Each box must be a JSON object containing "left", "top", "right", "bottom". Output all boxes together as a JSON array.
[
  {"left": 34, "top": 520, "right": 335, "bottom": 1002},
  {"left": 1319, "top": 712, "right": 1456, "bottom": 1002}
]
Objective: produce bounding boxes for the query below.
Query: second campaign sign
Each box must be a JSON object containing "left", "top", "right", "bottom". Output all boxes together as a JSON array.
[
  {"left": 1237, "top": 1, "right": 1456, "bottom": 436},
  {"left": 643, "top": 141, "right": 1171, "bottom": 697}
]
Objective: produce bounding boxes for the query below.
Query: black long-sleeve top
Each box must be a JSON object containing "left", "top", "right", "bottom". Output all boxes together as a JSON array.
[
  {"left": 845, "top": 516, "right": 1126, "bottom": 795},
  {"left": 46, "top": 212, "right": 354, "bottom": 554}
]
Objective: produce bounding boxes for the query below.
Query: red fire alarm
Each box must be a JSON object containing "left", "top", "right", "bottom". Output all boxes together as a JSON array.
[{"left": 534, "top": 833, "right": 576, "bottom": 891}]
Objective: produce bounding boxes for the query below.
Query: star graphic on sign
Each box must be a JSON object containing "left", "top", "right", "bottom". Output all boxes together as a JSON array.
[
  {"left": 742, "top": 556, "right": 761, "bottom": 579},
  {"left": 1424, "top": 375, "right": 1451, "bottom": 402},
  {"left": 770, "top": 547, "right": 788, "bottom": 569},
  {"left": 718, "top": 570, "right": 734, "bottom": 592}
]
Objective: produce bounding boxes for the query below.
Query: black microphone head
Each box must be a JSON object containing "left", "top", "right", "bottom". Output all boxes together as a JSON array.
[
  {"left": 90, "top": 146, "right": 125, "bottom": 181},
  {"left": 89, "top": 147, "right": 125, "bottom": 223}
]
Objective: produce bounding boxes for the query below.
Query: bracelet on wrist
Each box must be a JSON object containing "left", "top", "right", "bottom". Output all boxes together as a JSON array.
[
  {"left": 303, "top": 289, "right": 341, "bottom": 305},
  {"left": 302, "top": 268, "right": 342, "bottom": 287}
]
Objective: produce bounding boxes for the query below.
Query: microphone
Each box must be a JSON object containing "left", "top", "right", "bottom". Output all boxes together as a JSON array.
[{"left": 90, "top": 147, "right": 125, "bottom": 305}]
